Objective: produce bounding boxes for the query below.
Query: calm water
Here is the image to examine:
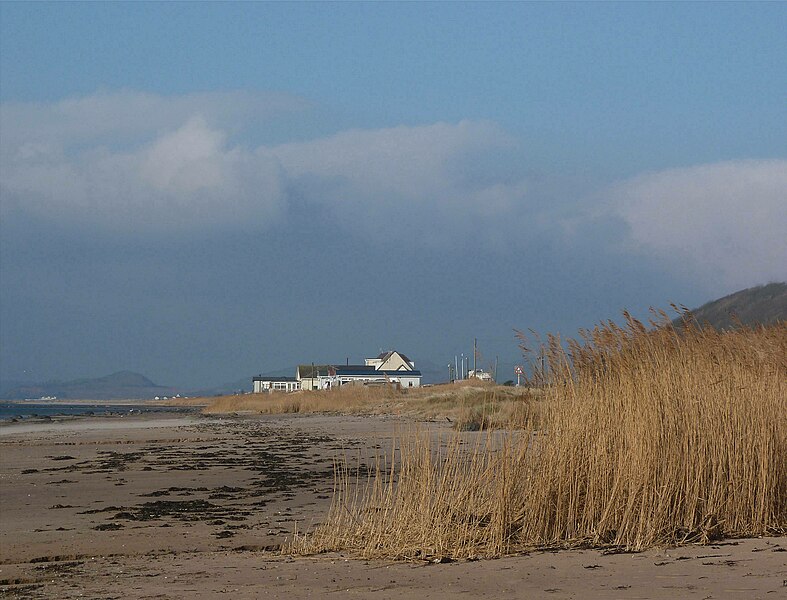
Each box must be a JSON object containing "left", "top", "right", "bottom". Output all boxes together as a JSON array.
[{"left": 0, "top": 402, "right": 194, "bottom": 420}]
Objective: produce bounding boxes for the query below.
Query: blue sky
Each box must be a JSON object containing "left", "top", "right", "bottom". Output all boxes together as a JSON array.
[{"left": 1, "top": 2, "right": 785, "bottom": 388}]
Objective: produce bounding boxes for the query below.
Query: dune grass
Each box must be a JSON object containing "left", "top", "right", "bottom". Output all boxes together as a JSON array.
[
  {"left": 201, "top": 380, "right": 540, "bottom": 429},
  {"left": 288, "top": 315, "right": 786, "bottom": 559}
]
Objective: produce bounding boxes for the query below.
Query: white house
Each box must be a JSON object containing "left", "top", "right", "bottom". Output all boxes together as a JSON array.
[{"left": 255, "top": 350, "right": 422, "bottom": 393}]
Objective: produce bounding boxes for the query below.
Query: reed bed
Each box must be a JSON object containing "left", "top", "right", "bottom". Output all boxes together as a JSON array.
[{"left": 288, "top": 316, "right": 786, "bottom": 558}]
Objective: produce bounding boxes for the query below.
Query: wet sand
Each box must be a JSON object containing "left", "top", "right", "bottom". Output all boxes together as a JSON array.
[{"left": 1, "top": 412, "right": 784, "bottom": 599}]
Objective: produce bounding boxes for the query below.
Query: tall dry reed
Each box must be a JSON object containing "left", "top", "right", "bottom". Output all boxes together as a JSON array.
[{"left": 289, "top": 316, "right": 786, "bottom": 558}]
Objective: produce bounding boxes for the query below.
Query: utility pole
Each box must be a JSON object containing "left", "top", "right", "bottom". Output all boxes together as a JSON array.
[
  {"left": 541, "top": 351, "right": 546, "bottom": 385},
  {"left": 473, "top": 337, "right": 477, "bottom": 375},
  {"left": 494, "top": 355, "right": 498, "bottom": 382}
]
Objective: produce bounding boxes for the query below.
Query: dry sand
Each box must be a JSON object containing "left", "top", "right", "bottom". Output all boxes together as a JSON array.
[{"left": 1, "top": 412, "right": 784, "bottom": 599}]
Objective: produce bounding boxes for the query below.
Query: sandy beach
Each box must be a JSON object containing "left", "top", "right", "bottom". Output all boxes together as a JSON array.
[{"left": 1, "top": 412, "right": 784, "bottom": 599}]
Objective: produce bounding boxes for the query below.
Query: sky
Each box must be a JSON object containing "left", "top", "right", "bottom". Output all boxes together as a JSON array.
[{"left": 1, "top": 2, "right": 785, "bottom": 388}]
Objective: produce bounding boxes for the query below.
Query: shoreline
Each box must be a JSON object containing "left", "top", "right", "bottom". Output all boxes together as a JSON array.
[
  {"left": 2, "top": 398, "right": 202, "bottom": 406},
  {"left": 0, "top": 412, "right": 212, "bottom": 436},
  {"left": 1, "top": 412, "right": 784, "bottom": 599},
  {"left": 0, "top": 401, "right": 203, "bottom": 429}
]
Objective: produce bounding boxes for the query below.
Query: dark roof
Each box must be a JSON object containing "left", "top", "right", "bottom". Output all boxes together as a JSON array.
[
  {"left": 297, "top": 365, "right": 331, "bottom": 378},
  {"left": 297, "top": 363, "right": 422, "bottom": 379},
  {"left": 376, "top": 350, "right": 413, "bottom": 364},
  {"left": 335, "top": 365, "right": 376, "bottom": 375},
  {"left": 336, "top": 368, "right": 421, "bottom": 377},
  {"left": 253, "top": 376, "right": 297, "bottom": 382},
  {"left": 381, "top": 369, "right": 420, "bottom": 377}
]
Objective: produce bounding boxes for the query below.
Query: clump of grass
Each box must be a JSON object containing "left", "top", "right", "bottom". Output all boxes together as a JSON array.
[
  {"left": 452, "top": 395, "right": 540, "bottom": 431},
  {"left": 288, "top": 315, "right": 786, "bottom": 559},
  {"left": 453, "top": 404, "right": 491, "bottom": 431}
]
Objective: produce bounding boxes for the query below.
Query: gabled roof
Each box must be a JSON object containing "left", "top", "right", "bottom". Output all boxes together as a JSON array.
[
  {"left": 376, "top": 350, "right": 413, "bottom": 364},
  {"left": 253, "top": 376, "right": 298, "bottom": 382}
]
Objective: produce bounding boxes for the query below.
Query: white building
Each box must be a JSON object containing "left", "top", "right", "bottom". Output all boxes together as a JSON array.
[
  {"left": 252, "top": 376, "right": 301, "bottom": 393},
  {"left": 332, "top": 366, "right": 421, "bottom": 389},
  {"left": 255, "top": 350, "right": 422, "bottom": 393},
  {"left": 365, "top": 351, "right": 416, "bottom": 371},
  {"left": 296, "top": 365, "right": 331, "bottom": 391},
  {"left": 297, "top": 363, "right": 422, "bottom": 390},
  {"left": 468, "top": 369, "right": 494, "bottom": 382}
]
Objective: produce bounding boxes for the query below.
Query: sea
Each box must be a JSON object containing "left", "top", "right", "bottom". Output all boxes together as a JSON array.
[{"left": 0, "top": 402, "right": 194, "bottom": 421}]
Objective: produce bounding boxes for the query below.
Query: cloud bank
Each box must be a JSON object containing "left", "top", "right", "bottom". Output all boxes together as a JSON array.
[
  {"left": 1, "top": 91, "right": 528, "bottom": 237},
  {"left": 609, "top": 159, "right": 787, "bottom": 290},
  {"left": 0, "top": 89, "right": 307, "bottom": 148},
  {"left": 2, "top": 90, "right": 784, "bottom": 291},
  {"left": 265, "top": 121, "right": 528, "bottom": 241}
]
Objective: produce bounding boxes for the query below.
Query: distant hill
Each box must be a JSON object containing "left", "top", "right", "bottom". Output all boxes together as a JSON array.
[
  {"left": 675, "top": 282, "right": 786, "bottom": 330},
  {"left": 188, "top": 375, "right": 258, "bottom": 397},
  {"left": 2, "top": 370, "right": 177, "bottom": 401},
  {"left": 1, "top": 360, "right": 448, "bottom": 401}
]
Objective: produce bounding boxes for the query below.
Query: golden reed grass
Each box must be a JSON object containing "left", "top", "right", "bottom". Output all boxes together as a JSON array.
[{"left": 288, "top": 315, "right": 786, "bottom": 558}]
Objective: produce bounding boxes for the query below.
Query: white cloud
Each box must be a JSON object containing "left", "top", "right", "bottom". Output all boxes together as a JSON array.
[
  {"left": 1, "top": 113, "right": 287, "bottom": 231},
  {"left": 141, "top": 117, "right": 228, "bottom": 193},
  {"left": 4, "top": 91, "right": 783, "bottom": 274},
  {"left": 264, "top": 121, "right": 528, "bottom": 239},
  {"left": 609, "top": 159, "right": 787, "bottom": 290},
  {"left": 0, "top": 89, "right": 306, "bottom": 150},
  {"left": 1, "top": 91, "right": 531, "bottom": 238}
]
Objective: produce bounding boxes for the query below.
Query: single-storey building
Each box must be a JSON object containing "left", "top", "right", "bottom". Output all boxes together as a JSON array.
[
  {"left": 330, "top": 365, "right": 421, "bottom": 389},
  {"left": 252, "top": 376, "right": 301, "bottom": 393},
  {"left": 295, "top": 364, "right": 422, "bottom": 390}
]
